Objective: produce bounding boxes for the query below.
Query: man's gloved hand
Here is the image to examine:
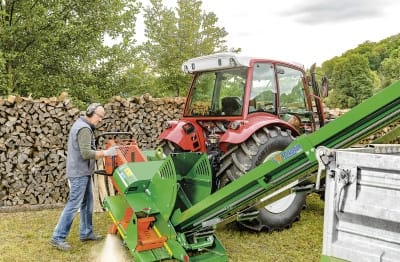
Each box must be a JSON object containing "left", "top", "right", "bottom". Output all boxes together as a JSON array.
[{"left": 103, "top": 145, "right": 118, "bottom": 157}]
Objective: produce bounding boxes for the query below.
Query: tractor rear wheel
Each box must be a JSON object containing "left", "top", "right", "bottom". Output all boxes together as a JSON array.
[{"left": 217, "top": 126, "right": 306, "bottom": 232}]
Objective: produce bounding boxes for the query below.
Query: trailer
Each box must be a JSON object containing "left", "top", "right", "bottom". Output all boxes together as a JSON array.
[{"left": 320, "top": 144, "right": 400, "bottom": 262}]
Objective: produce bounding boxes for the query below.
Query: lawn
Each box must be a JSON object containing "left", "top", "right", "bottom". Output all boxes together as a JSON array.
[{"left": 0, "top": 194, "right": 324, "bottom": 262}]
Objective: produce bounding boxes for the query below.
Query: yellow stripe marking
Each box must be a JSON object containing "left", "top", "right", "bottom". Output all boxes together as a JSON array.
[
  {"left": 108, "top": 211, "right": 126, "bottom": 239},
  {"left": 153, "top": 225, "right": 173, "bottom": 256}
]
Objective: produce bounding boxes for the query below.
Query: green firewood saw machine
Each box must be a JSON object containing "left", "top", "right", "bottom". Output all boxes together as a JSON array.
[{"left": 100, "top": 80, "right": 399, "bottom": 261}]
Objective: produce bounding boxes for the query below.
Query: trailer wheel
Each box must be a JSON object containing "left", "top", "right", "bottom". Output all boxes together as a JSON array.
[{"left": 217, "top": 126, "right": 306, "bottom": 232}]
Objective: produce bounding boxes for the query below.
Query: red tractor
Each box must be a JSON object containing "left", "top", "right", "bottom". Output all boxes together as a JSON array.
[{"left": 158, "top": 53, "right": 328, "bottom": 231}]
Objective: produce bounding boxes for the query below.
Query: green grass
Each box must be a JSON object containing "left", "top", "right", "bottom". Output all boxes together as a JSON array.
[
  {"left": 0, "top": 194, "right": 324, "bottom": 262},
  {"left": 218, "top": 193, "right": 324, "bottom": 262}
]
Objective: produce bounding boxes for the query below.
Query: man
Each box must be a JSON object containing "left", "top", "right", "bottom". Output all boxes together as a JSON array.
[{"left": 50, "top": 103, "right": 117, "bottom": 251}]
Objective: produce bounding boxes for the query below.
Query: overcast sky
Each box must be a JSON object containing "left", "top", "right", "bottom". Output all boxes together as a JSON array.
[{"left": 137, "top": 0, "right": 400, "bottom": 68}]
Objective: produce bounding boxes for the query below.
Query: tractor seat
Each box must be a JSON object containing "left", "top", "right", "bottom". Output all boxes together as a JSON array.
[{"left": 221, "top": 96, "right": 242, "bottom": 116}]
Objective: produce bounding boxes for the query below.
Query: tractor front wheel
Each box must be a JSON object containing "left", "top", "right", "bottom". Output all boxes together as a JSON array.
[{"left": 217, "top": 126, "right": 306, "bottom": 232}]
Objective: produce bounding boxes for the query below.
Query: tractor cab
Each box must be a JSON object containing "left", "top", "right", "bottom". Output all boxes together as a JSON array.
[{"left": 181, "top": 53, "right": 324, "bottom": 135}]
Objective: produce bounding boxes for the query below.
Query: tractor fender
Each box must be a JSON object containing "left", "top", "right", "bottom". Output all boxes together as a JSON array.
[
  {"left": 220, "top": 115, "right": 300, "bottom": 145},
  {"left": 158, "top": 120, "right": 205, "bottom": 152}
]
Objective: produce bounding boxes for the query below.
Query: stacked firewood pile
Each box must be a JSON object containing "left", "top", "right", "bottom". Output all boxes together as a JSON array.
[
  {"left": 99, "top": 94, "right": 185, "bottom": 148},
  {"left": 0, "top": 93, "right": 185, "bottom": 209}
]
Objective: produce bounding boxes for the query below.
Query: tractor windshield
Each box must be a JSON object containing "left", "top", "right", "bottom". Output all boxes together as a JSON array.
[{"left": 185, "top": 67, "right": 247, "bottom": 117}]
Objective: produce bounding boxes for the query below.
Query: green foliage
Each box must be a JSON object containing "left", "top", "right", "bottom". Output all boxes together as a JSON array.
[
  {"left": 141, "top": 0, "right": 228, "bottom": 97},
  {"left": 380, "top": 47, "right": 400, "bottom": 87},
  {"left": 0, "top": 0, "right": 229, "bottom": 102},
  {"left": 327, "top": 54, "right": 373, "bottom": 108},
  {"left": 322, "top": 34, "right": 400, "bottom": 109},
  {"left": 0, "top": 0, "right": 141, "bottom": 104}
]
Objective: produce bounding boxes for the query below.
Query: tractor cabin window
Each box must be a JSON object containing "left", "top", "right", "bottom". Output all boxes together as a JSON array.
[
  {"left": 249, "top": 63, "right": 276, "bottom": 113},
  {"left": 185, "top": 68, "right": 247, "bottom": 117},
  {"left": 277, "top": 65, "right": 310, "bottom": 133}
]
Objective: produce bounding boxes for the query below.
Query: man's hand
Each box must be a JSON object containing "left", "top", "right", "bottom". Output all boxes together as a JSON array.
[{"left": 103, "top": 145, "right": 118, "bottom": 157}]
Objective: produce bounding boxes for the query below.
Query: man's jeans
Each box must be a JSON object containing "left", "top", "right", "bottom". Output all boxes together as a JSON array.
[{"left": 51, "top": 176, "right": 94, "bottom": 241}]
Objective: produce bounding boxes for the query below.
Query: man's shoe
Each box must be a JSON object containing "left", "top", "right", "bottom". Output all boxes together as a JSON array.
[
  {"left": 50, "top": 239, "right": 71, "bottom": 251},
  {"left": 80, "top": 233, "right": 103, "bottom": 242}
]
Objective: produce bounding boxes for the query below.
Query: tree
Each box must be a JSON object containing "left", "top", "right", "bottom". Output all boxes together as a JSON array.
[
  {"left": 0, "top": 0, "right": 141, "bottom": 105},
  {"left": 380, "top": 48, "right": 400, "bottom": 87},
  {"left": 141, "top": 0, "right": 228, "bottom": 97},
  {"left": 345, "top": 41, "right": 386, "bottom": 71},
  {"left": 322, "top": 34, "right": 400, "bottom": 94},
  {"left": 327, "top": 54, "right": 374, "bottom": 108}
]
